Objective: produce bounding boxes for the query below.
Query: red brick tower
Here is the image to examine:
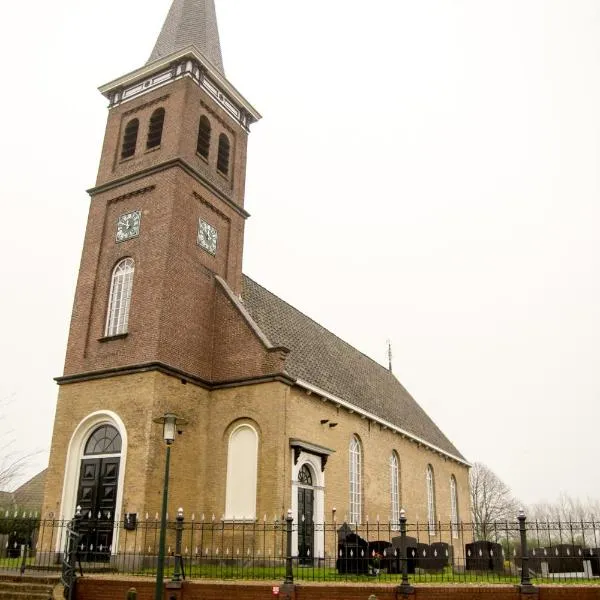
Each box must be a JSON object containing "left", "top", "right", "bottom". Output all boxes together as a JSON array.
[{"left": 61, "top": 0, "right": 260, "bottom": 384}]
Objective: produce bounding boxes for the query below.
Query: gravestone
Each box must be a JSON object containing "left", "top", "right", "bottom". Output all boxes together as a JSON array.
[
  {"left": 390, "top": 535, "right": 417, "bottom": 574},
  {"left": 465, "top": 541, "right": 503, "bottom": 571},
  {"left": 336, "top": 523, "right": 369, "bottom": 574},
  {"left": 546, "top": 545, "right": 584, "bottom": 574}
]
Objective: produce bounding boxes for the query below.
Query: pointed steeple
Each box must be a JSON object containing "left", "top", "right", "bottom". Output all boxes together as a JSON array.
[{"left": 148, "top": 0, "right": 224, "bottom": 74}]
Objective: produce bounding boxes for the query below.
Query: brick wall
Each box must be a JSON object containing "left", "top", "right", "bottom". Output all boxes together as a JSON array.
[{"left": 74, "top": 579, "right": 600, "bottom": 600}]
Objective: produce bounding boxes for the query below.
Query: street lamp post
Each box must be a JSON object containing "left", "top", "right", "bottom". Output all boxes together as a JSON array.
[{"left": 153, "top": 412, "right": 187, "bottom": 600}]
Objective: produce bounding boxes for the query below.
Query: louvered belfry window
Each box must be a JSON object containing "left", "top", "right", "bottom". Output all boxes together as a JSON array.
[
  {"left": 197, "top": 115, "right": 211, "bottom": 159},
  {"left": 105, "top": 258, "right": 134, "bottom": 337},
  {"left": 121, "top": 119, "right": 139, "bottom": 159},
  {"left": 146, "top": 108, "right": 165, "bottom": 149},
  {"left": 217, "top": 133, "right": 230, "bottom": 174}
]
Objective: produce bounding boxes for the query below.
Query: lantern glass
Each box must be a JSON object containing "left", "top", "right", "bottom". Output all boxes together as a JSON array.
[{"left": 163, "top": 414, "right": 177, "bottom": 444}]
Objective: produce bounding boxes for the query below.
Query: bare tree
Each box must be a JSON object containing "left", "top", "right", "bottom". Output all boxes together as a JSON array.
[
  {"left": 470, "top": 462, "right": 520, "bottom": 540},
  {"left": 0, "top": 395, "right": 38, "bottom": 494}
]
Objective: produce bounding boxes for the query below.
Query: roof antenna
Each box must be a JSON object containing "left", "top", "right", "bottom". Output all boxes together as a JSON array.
[{"left": 386, "top": 339, "right": 393, "bottom": 373}]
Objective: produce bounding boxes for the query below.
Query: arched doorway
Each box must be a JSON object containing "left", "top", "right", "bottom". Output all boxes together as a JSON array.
[
  {"left": 76, "top": 424, "right": 122, "bottom": 561},
  {"left": 297, "top": 464, "right": 315, "bottom": 565}
]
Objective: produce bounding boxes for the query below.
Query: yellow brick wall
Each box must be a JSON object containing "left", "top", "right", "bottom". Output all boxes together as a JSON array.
[{"left": 42, "top": 371, "right": 469, "bottom": 553}]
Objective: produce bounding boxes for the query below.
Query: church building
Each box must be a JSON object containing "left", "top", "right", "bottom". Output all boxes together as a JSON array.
[{"left": 42, "top": 0, "right": 470, "bottom": 561}]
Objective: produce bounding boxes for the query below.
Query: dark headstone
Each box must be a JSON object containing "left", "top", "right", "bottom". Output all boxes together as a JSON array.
[
  {"left": 546, "top": 545, "right": 584, "bottom": 573},
  {"left": 368, "top": 540, "right": 393, "bottom": 572},
  {"left": 465, "top": 541, "right": 503, "bottom": 571},
  {"left": 390, "top": 535, "right": 417, "bottom": 574},
  {"left": 428, "top": 542, "right": 451, "bottom": 571},
  {"left": 336, "top": 524, "right": 369, "bottom": 574}
]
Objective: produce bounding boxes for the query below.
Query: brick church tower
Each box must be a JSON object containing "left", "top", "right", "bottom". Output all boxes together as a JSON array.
[
  {"left": 43, "top": 0, "right": 470, "bottom": 566},
  {"left": 42, "top": 0, "right": 285, "bottom": 547}
]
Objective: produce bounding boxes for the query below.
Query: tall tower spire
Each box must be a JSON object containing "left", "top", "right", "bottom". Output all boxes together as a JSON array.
[{"left": 148, "top": 0, "right": 224, "bottom": 74}]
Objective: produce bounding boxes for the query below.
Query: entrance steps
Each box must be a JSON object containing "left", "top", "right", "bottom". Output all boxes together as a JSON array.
[{"left": 0, "top": 576, "right": 60, "bottom": 600}]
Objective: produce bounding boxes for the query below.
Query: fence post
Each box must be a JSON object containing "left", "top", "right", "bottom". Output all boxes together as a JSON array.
[
  {"left": 62, "top": 505, "right": 82, "bottom": 600},
  {"left": 172, "top": 508, "right": 184, "bottom": 583},
  {"left": 284, "top": 509, "right": 294, "bottom": 585},
  {"left": 518, "top": 509, "right": 537, "bottom": 594},
  {"left": 126, "top": 588, "right": 138, "bottom": 600},
  {"left": 398, "top": 509, "right": 414, "bottom": 597}
]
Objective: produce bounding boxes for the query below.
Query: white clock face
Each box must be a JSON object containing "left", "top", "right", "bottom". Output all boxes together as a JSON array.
[
  {"left": 197, "top": 219, "right": 218, "bottom": 255},
  {"left": 116, "top": 210, "right": 141, "bottom": 242}
]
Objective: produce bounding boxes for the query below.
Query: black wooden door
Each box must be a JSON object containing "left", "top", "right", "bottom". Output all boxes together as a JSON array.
[
  {"left": 297, "top": 487, "right": 314, "bottom": 565},
  {"left": 76, "top": 457, "right": 119, "bottom": 561}
]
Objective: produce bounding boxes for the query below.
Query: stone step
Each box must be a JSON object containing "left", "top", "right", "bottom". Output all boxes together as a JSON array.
[{"left": 0, "top": 589, "right": 52, "bottom": 600}]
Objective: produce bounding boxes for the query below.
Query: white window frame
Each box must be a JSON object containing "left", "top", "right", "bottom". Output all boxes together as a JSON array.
[
  {"left": 390, "top": 452, "right": 400, "bottom": 529},
  {"left": 105, "top": 258, "right": 134, "bottom": 337},
  {"left": 426, "top": 465, "right": 436, "bottom": 535},
  {"left": 450, "top": 475, "right": 459, "bottom": 539},
  {"left": 349, "top": 436, "right": 362, "bottom": 524}
]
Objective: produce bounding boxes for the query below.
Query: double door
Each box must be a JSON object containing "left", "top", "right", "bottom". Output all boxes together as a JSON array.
[
  {"left": 75, "top": 457, "right": 120, "bottom": 561},
  {"left": 297, "top": 487, "right": 314, "bottom": 565}
]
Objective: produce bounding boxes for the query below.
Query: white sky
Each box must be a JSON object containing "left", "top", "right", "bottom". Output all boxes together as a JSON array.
[{"left": 0, "top": 0, "right": 598, "bottom": 506}]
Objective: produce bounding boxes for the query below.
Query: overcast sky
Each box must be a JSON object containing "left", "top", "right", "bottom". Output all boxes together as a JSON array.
[{"left": 0, "top": 0, "right": 598, "bottom": 507}]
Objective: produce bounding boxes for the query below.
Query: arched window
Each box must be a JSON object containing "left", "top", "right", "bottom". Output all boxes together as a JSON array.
[
  {"left": 146, "top": 108, "right": 165, "bottom": 149},
  {"left": 298, "top": 464, "right": 313, "bottom": 486},
  {"left": 197, "top": 115, "right": 211, "bottom": 159},
  {"left": 450, "top": 475, "right": 459, "bottom": 538},
  {"left": 217, "top": 133, "right": 230, "bottom": 175},
  {"left": 84, "top": 425, "right": 122, "bottom": 455},
  {"left": 349, "top": 436, "right": 362, "bottom": 524},
  {"left": 426, "top": 465, "right": 436, "bottom": 534},
  {"left": 390, "top": 452, "right": 400, "bottom": 528},
  {"left": 225, "top": 424, "right": 258, "bottom": 519},
  {"left": 105, "top": 258, "right": 134, "bottom": 337},
  {"left": 121, "top": 119, "right": 139, "bottom": 159}
]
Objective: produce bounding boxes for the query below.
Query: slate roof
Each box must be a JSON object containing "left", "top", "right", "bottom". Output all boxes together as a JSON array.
[
  {"left": 12, "top": 469, "right": 46, "bottom": 511},
  {"left": 241, "top": 276, "right": 466, "bottom": 462},
  {"left": 0, "top": 470, "right": 47, "bottom": 512},
  {"left": 148, "top": 0, "right": 224, "bottom": 74}
]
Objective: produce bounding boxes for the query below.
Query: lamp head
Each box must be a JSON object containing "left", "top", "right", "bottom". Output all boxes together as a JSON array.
[{"left": 153, "top": 412, "right": 188, "bottom": 445}]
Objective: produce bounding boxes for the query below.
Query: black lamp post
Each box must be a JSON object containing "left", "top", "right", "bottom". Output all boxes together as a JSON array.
[{"left": 153, "top": 412, "right": 187, "bottom": 600}]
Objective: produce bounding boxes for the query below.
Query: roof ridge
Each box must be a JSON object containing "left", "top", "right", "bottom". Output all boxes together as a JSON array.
[{"left": 242, "top": 273, "right": 400, "bottom": 382}]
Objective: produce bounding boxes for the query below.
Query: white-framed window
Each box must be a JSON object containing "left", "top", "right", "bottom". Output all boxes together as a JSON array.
[
  {"left": 349, "top": 436, "right": 362, "bottom": 524},
  {"left": 450, "top": 475, "right": 459, "bottom": 539},
  {"left": 426, "top": 464, "right": 436, "bottom": 535},
  {"left": 105, "top": 258, "right": 134, "bottom": 336},
  {"left": 225, "top": 424, "right": 258, "bottom": 520},
  {"left": 390, "top": 452, "right": 400, "bottom": 528}
]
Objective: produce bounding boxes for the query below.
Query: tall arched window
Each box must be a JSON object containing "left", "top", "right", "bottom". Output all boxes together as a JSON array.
[
  {"left": 426, "top": 465, "right": 436, "bottom": 534},
  {"left": 105, "top": 258, "right": 134, "bottom": 337},
  {"left": 121, "top": 119, "right": 139, "bottom": 159},
  {"left": 450, "top": 475, "right": 459, "bottom": 538},
  {"left": 389, "top": 452, "right": 400, "bottom": 528},
  {"left": 146, "top": 107, "right": 165, "bottom": 149},
  {"left": 197, "top": 115, "right": 211, "bottom": 159},
  {"left": 217, "top": 133, "right": 230, "bottom": 175},
  {"left": 349, "top": 436, "right": 362, "bottom": 524},
  {"left": 225, "top": 424, "right": 258, "bottom": 519}
]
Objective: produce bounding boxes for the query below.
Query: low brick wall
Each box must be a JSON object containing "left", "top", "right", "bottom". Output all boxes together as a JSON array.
[{"left": 75, "top": 579, "right": 600, "bottom": 600}]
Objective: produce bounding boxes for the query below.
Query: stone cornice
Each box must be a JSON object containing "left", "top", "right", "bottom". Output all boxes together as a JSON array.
[
  {"left": 98, "top": 47, "right": 261, "bottom": 131},
  {"left": 56, "top": 361, "right": 295, "bottom": 390},
  {"left": 87, "top": 159, "right": 250, "bottom": 220}
]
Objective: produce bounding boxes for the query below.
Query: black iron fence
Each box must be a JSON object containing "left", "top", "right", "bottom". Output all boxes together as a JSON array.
[{"left": 1, "top": 509, "right": 600, "bottom": 585}]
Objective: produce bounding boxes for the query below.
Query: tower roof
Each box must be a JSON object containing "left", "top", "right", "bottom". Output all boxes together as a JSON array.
[{"left": 148, "top": 0, "right": 224, "bottom": 74}]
